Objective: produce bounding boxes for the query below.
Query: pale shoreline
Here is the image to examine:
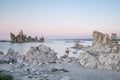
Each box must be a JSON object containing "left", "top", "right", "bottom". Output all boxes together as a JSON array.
[{"left": 0, "top": 61, "right": 120, "bottom": 80}]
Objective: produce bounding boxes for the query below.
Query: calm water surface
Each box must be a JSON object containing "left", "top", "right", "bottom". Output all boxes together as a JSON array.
[{"left": 2, "top": 39, "right": 118, "bottom": 57}]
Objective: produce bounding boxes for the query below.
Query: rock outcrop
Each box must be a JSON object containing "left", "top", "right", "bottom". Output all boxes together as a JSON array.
[
  {"left": 79, "top": 52, "right": 120, "bottom": 71},
  {"left": 0, "top": 48, "right": 18, "bottom": 64},
  {"left": 10, "top": 30, "right": 45, "bottom": 43},
  {"left": 92, "top": 30, "right": 118, "bottom": 47},
  {"left": 79, "top": 30, "right": 120, "bottom": 71},
  {"left": 4, "top": 48, "right": 18, "bottom": 64},
  {"left": 10, "top": 32, "right": 16, "bottom": 43},
  {"left": 98, "top": 53, "right": 120, "bottom": 70},
  {"left": 0, "top": 51, "right": 4, "bottom": 55},
  {"left": 74, "top": 39, "right": 84, "bottom": 49},
  {"left": 25, "top": 44, "right": 58, "bottom": 64},
  {"left": 79, "top": 52, "right": 98, "bottom": 68},
  {"left": 71, "top": 39, "right": 84, "bottom": 49},
  {"left": 92, "top": 31, "right": 120, "bottom": 53}
]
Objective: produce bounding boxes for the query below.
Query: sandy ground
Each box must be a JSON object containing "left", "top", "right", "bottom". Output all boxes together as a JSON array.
[{"left": 0, "top": 62, "right": 120, "bottom": 80}]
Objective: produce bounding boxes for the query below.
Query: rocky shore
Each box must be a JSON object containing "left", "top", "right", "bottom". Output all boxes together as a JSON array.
[
  {"left": 0, "top": 31, "right": 120, "bottom": 80},
  {"left": 0, "top": 45, "right": 79, "bottom": 80},
  {"left": 0, "top": 45, "right": 120, "bottom": 80}
]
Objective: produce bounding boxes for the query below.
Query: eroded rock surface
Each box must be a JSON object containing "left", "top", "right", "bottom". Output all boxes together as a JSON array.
[
  {"left": 79, "top": 52, "right": 98, "bottom": 68},
  {"left": 25, "top": 44, "right": 58, "bottom": 64},
  {"left": 0, "top": 51, "right": 4, "bottom": 55},
  {"left": 0, "top": 48, "right": 18, "bottom": 64},
  {"left": 79, "top": 52, "right": 120, "bottom": 70},
  {"left": 92, "top": 30, "right": 118, "bottom": 47},
  {"left": 0, "top": 43, "right": 120, "bottom": 80},
  {"left": 79, "top": 31, "right": 120, "bottom": 71},
  {"left": 10, "top": 30, "right": 45, "bottom": 43}
]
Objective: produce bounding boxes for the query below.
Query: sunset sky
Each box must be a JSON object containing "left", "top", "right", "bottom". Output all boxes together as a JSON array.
[{"left": 0, "top": 0, "right": 120, "bottom": 39}]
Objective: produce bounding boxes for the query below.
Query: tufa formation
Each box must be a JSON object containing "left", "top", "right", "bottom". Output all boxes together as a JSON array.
[
  {"left": 10, "top": 30, "right": 44, "bottom": 43},
  {"left": 92, "top": 30, "right": 118, "bottom": 46}
]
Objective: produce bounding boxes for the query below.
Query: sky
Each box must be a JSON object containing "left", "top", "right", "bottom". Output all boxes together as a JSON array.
[{"left": 0, "top": 0, "right": 120, "bottom": 39}]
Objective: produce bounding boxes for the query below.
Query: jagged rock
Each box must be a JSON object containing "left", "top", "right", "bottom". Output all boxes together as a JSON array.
[
  {"left": 111, "top": 45, "right": 119, "bottom": 53},
  {"left": 91, "top": 30, "right": 120, "bottom": 54},
  {"left": 39, "top": 36, "right": 45, "bottom": 42},
  {"left": 10, "top": 32, "right": 16, "bottom": 43},
  {"left": 92, "top": 31, "right": 109, "bottom": 46},
  {"left": 10, "top": 30, "right": 45, "bottom": 43},
  {"left": 78, "top": 31, "right": 120, "bottom": 71},
  {"left": 74, "top": 39, "right": 80, "bottom": 48},
  {"left": 79, "top": 52, "right": 98, "bottom": 68},
  {"left": 3, "top": 48, "right": 18, "bottom": 64},
  {"left": 92, "top": 31, "right": 118, "bottom": 47},
  {"left": 0, "top": 51, "right": 4, "bottom": 55},
  {"left": 15, "top": 30, "right": 23, "bottom": 42},
  {"left": 73, "top": 39, "right": 84, "bottom": 49},
  {"left": 111, "top": 33, "right": 119, "bottom": 44},
  {"left": 17, "top": 30, "right": 24, "bottom": 42},
  {"left": 7, "top": 48, "right": 16, "bottom": 55},
  {"left": 25, "top": 44, "right": 57, "bottom": 64},
  {"left": 98, "top": 53, "right": 120, "bottom": 70},
  {"left": 35, "top": 36, "right": 38, "bottom": 41},
  {"left": 9, "top": 56, "right": 17, "bottom": 64},
  {"left": 10, "top": 30, "right": 24, "bottom": 43},
  {"left": 79, "top": 51, "right": 120, "bottom": 71}
]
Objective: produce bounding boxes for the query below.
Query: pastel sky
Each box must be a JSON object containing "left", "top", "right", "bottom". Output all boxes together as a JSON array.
[{"left": 0, "top": 0, "right": 120, "bottom": 39}]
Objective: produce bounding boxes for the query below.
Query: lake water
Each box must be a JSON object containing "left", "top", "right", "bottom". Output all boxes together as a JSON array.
[{"left": 0, "top": 39, "right": 119, "bottom": 58}]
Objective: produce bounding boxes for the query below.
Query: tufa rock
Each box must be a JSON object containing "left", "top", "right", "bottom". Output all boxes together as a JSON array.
[
  {"left": 78, "top": 31, "right": 120, "bottom": 71},
  {"left": 98, "top": 53, "right": 120, "bottom": 70},
  {"left": 4, "top": 48, "right": 17, "bottom": 64},
  {"left": 0, "top": 51, "right": 4, "bottom": 55},
  {"left": 79, "top": 52, "right": 98, "bottom": 68},
  {"left": 92, "top": 31, "right": 118, "bottom": 47},
  {"left": 10, "top": 32, "right": 16, "bottom": 43},
  {"left": 10, "top": 30, "right": 45, "bottom": 43},
  {"left": 111, "top": 33, "right": 118, "bottom": 44},
  {"left": 25, "top": 44, "right": 58, "bottom": 64},
  {"left": 79, "top": 52, "right": 120, "bottom": 71},
  {"left": 74, "top": 39, "right": 84, "bottom": 49},
  {"left": 91, "top": 30, "right": 120, "bottom": 53}
]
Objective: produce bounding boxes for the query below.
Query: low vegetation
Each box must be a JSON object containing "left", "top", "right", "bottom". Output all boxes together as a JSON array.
[
  {"left": 0, "top": 72, "right": 13, "bottom": 80},
  {"left": 51, "top": 68, "right": 69, "bottom": 73}
]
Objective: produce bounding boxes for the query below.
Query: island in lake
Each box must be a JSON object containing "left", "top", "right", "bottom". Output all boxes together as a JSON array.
[{"left": 10, "top": 30, "right": 44, "bottom": 43}]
